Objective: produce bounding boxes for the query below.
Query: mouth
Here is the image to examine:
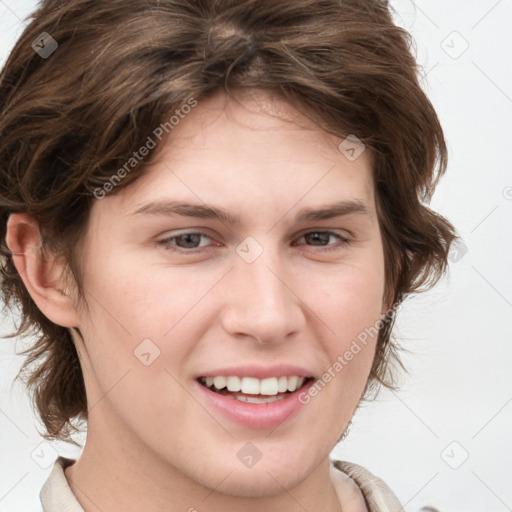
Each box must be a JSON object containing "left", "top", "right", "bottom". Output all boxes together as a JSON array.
[{"left": 197, "top": 375, "right": 315, "bottom": 404}]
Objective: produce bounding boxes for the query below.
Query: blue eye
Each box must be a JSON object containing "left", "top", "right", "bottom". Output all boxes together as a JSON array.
[{"left": 158, "top": 230, "right": 350, "bottom": 253}]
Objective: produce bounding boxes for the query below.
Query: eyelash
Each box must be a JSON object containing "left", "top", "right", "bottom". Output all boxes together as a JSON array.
[{"left": 157, "top": 230, "right": 351, "bottom": 254}]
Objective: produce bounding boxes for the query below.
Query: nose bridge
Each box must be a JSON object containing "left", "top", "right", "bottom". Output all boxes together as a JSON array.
[{"left": 221, "top": 242, "right": 304, "bottom": 343}]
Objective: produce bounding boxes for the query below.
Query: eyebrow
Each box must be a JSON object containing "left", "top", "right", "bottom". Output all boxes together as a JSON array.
[{"left": 130, "top": 199, "right": 370, "bottom": 225}]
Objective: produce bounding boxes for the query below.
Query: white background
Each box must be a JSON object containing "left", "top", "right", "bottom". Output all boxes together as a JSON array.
[{"left": 1, "top": 1, "right": 511, "bottom": 511}]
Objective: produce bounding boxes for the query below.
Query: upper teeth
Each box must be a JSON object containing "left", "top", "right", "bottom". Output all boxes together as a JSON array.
[{"left": 201, "top": 376, "right": 306, "bottom": 395}]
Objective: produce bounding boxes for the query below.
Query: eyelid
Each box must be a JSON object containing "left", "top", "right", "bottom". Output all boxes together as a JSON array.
[
  {"left": 295, "top": 226, "right": 351, "bottom": 239},
  {"left": 157, "top": 228, "right": 351, "bottom": 253},
  {"left": 294, "top": 230, "right": 351, "bottom": 252},
  {"left": 158, "top": 230, "right": 218, "bottom": 249}
]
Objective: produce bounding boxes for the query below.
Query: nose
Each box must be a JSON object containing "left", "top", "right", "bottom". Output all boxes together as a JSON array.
[{"left": 219, "top": 246, "right": 306, "bottom": 345}]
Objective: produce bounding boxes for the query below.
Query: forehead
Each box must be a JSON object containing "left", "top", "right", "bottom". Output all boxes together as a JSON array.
[
  {"left": 104, "top": 88, "right": 376, "bottom": 221},
  {"left": 158, "top": 88, "right": 369, "bottom": 167}
]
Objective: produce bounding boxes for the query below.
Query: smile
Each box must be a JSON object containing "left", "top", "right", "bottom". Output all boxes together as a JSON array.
[
  {"left": 196, "top": 374, "right": 315, "bottom": 428},
  {"left": 198, "top": 375, "right": 312, "bottom": 402}
]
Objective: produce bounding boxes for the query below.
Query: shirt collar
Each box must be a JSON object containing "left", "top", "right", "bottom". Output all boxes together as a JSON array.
[{"left": 40, "top": 456, "right": 84, "bottom": 512}]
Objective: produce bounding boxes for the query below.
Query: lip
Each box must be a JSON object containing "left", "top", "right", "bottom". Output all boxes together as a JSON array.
[
  {"left": 194, "top": 376, "right": 315, "bottom": 430},
  {"left": 196, "top": 364, "right": 315, "bottom": 380}
]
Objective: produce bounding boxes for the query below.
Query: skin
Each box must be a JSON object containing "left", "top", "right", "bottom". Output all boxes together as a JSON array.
[{"left": 6, "top": 88, "right": 388, "bottom": 512}]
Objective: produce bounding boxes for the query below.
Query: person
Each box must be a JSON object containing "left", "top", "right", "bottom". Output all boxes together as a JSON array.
[{"left": 0, "top": 0, "right": 456, "bottom": 511}]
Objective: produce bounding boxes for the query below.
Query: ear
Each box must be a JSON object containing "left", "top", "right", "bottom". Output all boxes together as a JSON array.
[{"left": 5, "top": 213, "right": 81, "bottom": 328}]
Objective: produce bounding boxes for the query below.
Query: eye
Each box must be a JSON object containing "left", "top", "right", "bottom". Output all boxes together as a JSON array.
[
  {"left": 158, "top": 229, "right": 350, "bottom": 254},
  {"left": 294, "top": 230, "right": 350, "bottom": 252},
  {"left": 158, "top": 231, "right": 215, "bottom": 252}
]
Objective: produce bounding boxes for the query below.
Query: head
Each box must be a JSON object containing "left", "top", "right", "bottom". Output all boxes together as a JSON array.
[{"left": 0, "top": 0, "right": 455, "bottom": 496}]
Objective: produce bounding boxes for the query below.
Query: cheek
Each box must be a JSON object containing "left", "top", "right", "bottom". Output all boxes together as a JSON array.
[
  {"left": 76, "top": 261, "right": 198, "bottom": 435},
  {"left": 310, "top": 258, "right": 384, "bottom": 339},
  {"left": 77, "top": 252, "right": 220, "bottom": 386},
  {"left": 302, "top": 256, "right": 385, "bottom": 397},
  {"left": 81, "top": 251, "right": 178, "bottom": 336}
]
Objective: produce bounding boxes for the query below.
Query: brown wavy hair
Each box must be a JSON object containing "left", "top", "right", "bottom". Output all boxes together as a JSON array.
[{"left": 0, "top": 0, "right": 456, "bottom": 442}]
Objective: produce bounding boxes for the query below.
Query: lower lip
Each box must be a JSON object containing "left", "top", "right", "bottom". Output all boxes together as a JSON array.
[{"left": 195, "top": 379, "right": 314, "bottom": 429}]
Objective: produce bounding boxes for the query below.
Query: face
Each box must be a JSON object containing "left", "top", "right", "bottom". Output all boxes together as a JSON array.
[{"left": 70, "top": 88, "right": 386, "bottom": 496}]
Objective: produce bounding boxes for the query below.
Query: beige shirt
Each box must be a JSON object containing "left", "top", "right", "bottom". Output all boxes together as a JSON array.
[{"left": 40, "top": 456, "right": 403, "bottom": 511}]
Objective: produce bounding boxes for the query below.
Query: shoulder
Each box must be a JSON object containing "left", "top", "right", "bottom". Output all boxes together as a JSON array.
[{"left": 332, "top": 459, "right": 403, "bottom": 512}]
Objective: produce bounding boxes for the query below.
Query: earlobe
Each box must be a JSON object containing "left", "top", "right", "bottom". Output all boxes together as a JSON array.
[{"left": 5, "top": 213, "right": 81, "bottom": 328}]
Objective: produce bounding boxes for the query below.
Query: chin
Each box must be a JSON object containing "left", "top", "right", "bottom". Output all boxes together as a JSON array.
[{"left": 208, "top": 465, "right": 308, "bottom": 498}]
